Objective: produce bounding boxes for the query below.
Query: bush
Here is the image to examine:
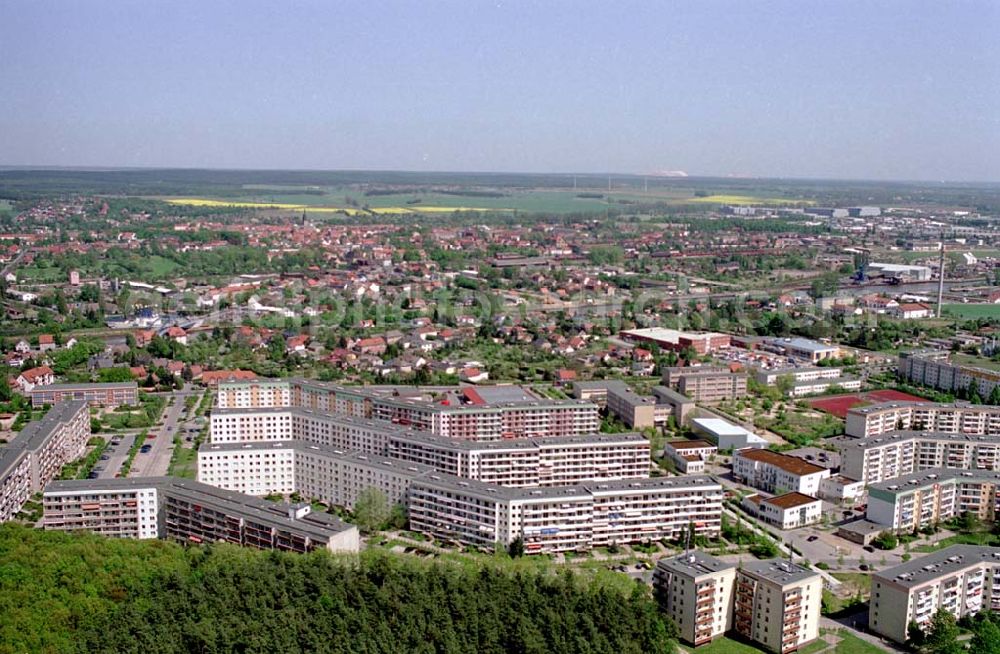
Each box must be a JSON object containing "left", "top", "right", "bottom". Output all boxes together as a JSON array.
[{"left": 873, "top": 531, "right": 898, "bottom": 550}]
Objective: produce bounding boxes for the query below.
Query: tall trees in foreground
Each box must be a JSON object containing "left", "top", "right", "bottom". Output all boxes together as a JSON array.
[{"left": 0, "top": 524, "right": 677, "bottom": 654}]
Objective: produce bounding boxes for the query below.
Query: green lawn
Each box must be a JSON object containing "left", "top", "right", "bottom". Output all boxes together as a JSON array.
[
  {"left": 942, "top": 304, "right": 1000, "bottom": 320},
  {"left": 166, "top": 442, "right": 198, "bottom": 478},
  {"left": 681, "top": 636, "right": 768, "bottom": 654},
  {"left": 913, "top": 530, "right": 1000, "bottom": 553},
  {"left": 827, "top": 630, "right": 886, "bottom": 654}
]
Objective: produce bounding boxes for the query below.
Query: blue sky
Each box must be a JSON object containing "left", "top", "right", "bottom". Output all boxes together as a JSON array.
[{"left": 0, "top": 0, "right": 997, "bottom": 181}]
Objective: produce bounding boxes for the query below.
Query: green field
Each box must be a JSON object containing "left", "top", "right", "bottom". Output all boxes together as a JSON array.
[
  {"left": 16, "top": 254, "right": 179, "bottom": 284},
  {"left": 157, "top": 183, "right": 813, "bottom": 215},
  {"left": 942, "top": 303, "right": 1000, "bottom": 319}
]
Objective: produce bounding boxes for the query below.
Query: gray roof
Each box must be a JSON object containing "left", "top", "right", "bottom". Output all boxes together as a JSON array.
[
  {"left": 389, "top": 429, "right": 647, "bottom": 453},
  {"left": 840, "top": 430, "right": 1000, "bottom": 452},
  {"left": 31, "top": 382, "right": 138, "bottom": 392},
  {"left": 0, "top": 401, "right": 88, "bottom": 479},
  {"left": 740, "top": 559, "right": 820, "bottom": 586},
  {"left": 44, "top": 475, "right": 355, "bottom": 540},
  {"left": 199, "top": 440, "right": 436, "bottom": 478},
  {"left": 869, "top": 468, "right": 1000, "bottom": 496},
  {"left": 873, "top": 545, "right": 1000, "bottom": 589},
  {"left": 656, "top": 551, "right": 734, "bottom": 578}
]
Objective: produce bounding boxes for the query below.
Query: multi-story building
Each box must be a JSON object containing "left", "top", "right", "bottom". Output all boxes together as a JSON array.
[
  {"left": 42, "top": 476, "right": 360, "bottom": 553},
  {"left": 386, "top": 431, "right": 651, "bottom": 487},
  {"left": 898, "top": 349, "right": 1000, "bottom": 399},
  {"left": 654, "top": 551, "right": 735, "bottom": 647},
  {"left": 870, "top": 546, "right": 1000, "bottom": 644},
  {"left": 619, "top": 328, "right": 731, "bottom": 355},
  {"left": 210, "top": 407, "right": 408, "bottom": 453},
  {"left": 0, "top": 401, "right": 90, "bottom": 522},
  {"left": 866, "top": 469, "right": 1000, "bottom": 531},
  {"left": 732, "top": 449, "right": 831, "bottom": 496},
  {"left": 30, "top": 382, "right": 139, "bottom": 408},
  {"left": 407, "top": 473, "right": 723, "bottom": 554},
  {"left": 605, "top": 381, "right": 661, "bottom": 429},
  {"left": 215, "top": 379, "right": 600, "bottom": 441},
  {"left": 197, "top": 441, "right": 434, "bottom": 509},
  {"left": 733, "top": 560, "right": 822, "bottom": 654},
  {"left": 661, "top": 367, "right": 748, "bottom": 403},
  {"left": 743, "top": 492, "right": 823, "bottom": 530},
  {"left": 845, "top": 401, "right": 1000, "bottom": 439},
  {"left": 841, "top": 430, "right": 1000, "bottom": 484}
]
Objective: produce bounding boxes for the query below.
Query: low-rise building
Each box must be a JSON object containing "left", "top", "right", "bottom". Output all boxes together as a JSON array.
[
  {"left": 870, "top": 546, "right": 1000, "bottom": 644},
  {"left": 691, "top": 418, "right": 768, "bottom": 450},
  {"left": 732, "top": 449, "right": 831, "bottom": 495},
  {"left": 30, "top": 382, "right": 139, "bottom": 408},
  {"left": 743, "top": 492, "right": 823, "bottom": 529},
  {"left": 787, "top": 376, "right": 861, "bottom": 398},
  {"left": 754, "top": 366, "right": 844, "bottom": 386},
  {"left": 818, "top": 475, "right": 864, "bottom": 504},
  {"left": 663, "top": 440, "right": 716, "bottom": 474}
]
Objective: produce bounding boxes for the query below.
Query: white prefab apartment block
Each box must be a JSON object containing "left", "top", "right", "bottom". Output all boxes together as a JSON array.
[
  {"left": 840, "top": 430, "right": 1000, "bottom": 485},
  {"left": 0, "top": 401, "right": 90, "bottom": 522},
  {"left": 870, "top": 546, "right": 1000, "bottom": 644},
  {"left": 215, "top": 379, "right": 600, "bottom": 441},
  {"left": 43, "top": 483, "right": 160, "bottom": 539},
  {"left": 734, "top": 560, "right": 822, "bottom": 654},
  {"left": 845, "top": 401, "right": 1000, "bottom": 439},
  {"left": 42, "top": 476, "right": 360, "bottom": 554},
  {"left": 654, "top": 551, "right": 735, "bottom": 647},
  {"left": 732, "top": 449, "right": 830, "bottom": 496},
  {"left": 386, "top": 431, "right": 651, "bottom": 487},
  {"left": 866, "top": 469, "right": 1000, "bottom": 532},
  {"left": 407, "top": 474, "right": 723, "bottom": 554}
]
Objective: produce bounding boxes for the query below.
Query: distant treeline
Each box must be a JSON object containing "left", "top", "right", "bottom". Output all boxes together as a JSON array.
[{"left": 0, "top": 524, "right": 678, "bottom": 654}]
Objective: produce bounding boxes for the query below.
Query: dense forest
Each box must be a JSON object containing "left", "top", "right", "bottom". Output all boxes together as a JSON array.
[{"left": 0, "top": 525, "right": 677, "bottom": 654}]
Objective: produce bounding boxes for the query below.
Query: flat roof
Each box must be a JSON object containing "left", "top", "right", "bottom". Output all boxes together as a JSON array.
[
  {"left": 874, "top": 545, "right": 1000, "bottom": 589},
  {"left": 31, "top": 382, "right": 138, "bottom": 391},
  {"left": 740, "top": 559, "right": 819, "bottom": 586},
  {"left": 44, "top": 476, "right": 356, "bottom": 539},
  {"left": 691, "top": 418, "right": 754, "bottom": 437},
  {"left": 665, "top": 440, "right": 715, "bottom": 451},
  {"left": 840, "top": 430, "right": 1000, "bottom": 452},
  {"left": 0, "top": 401, "right": 88, "bottom": 478},
  {"left": 200, "top": 440, "right": 437, "bottom": 478},
  {"left": 657, "top": 551, "right": 734, "bottom": 578},
  {"left": 771, "top": 337, "right": 839, "bottom": 353},
  {"left": 870, "top": 468, "right": 1000, "bottom": 495}
]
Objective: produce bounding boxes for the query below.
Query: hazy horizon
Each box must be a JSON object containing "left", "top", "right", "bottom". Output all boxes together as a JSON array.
[{"left": 1, "top": 1, "right": 998, "bottom": 182}]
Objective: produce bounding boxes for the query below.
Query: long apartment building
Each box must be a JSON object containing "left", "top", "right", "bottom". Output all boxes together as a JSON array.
[
  {"left": 732, "top": 448, "right": 830, "bottom": 496},
  {"left": 30, "top": 382, "right": 139, "bottom": 408},
  {"left": 653, "top": 552, "right": 821, "bottom": 653},
  {"left": 841, "top": 430, "right": 1000, "bottom": 484},
  {"left": 210, "top": 407, "right": 409, "bottom": 453},
  {"left": 845, "top": 401, "right": 1000, "bottom": 438},
  {"left": 209, "top": 408, "right": 652, "bottom": 488},
  {"left": 42, "top": 476, "right": 359, "bottom": 553},
  {"left": 866, "top": 468, "right": 1000, "bottom": 531},
  {"left": 734, "top": 560, "right": 822, "bottom": 654},
  {"left": 197, "top": 440, "right": 434, "bottom": 509},
  {"left": 898, "top": 349, "right": 1000, "bottom": 399},
  {"left": 385, "top": 431, "right": 650, "bottom": 487},
  {"left": 870, "top": 546, "right": 1000, "bottom": 644},
  {"left": 661, "top": 367, "right": 748, "bottom": 403},
  {"left": 408, "top": 473, "right": 723, "bottom": 554},
  {"left": 0, "top": 401, "right": 90, "bottom": 522},
  {"left": 216, "top": 379, "right": 599, "bottom": 441}
]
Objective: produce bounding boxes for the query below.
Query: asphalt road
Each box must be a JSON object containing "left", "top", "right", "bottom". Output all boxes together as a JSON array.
[{"left": 128, "top": 395, "right": 190, "bottom": 478}]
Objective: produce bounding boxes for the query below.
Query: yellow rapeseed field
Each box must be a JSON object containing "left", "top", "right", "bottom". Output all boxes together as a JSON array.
[{"left": 164, "top": 198, "right": 503, "bottom": 215}]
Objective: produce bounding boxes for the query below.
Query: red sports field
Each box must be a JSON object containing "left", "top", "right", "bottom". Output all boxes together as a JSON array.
[{"left": 808, "top": 389, "right": 925, "bottom": 419}]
